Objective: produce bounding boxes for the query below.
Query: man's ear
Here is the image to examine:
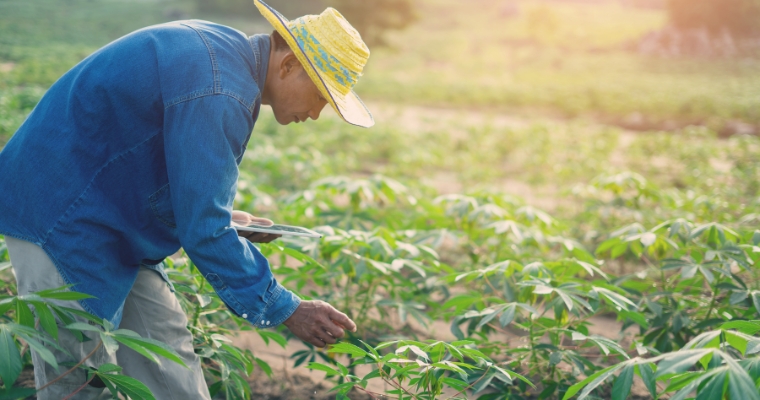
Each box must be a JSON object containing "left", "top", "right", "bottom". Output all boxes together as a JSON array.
[{"left": 279, "top": 52, "right": 302, "bottom": 79}]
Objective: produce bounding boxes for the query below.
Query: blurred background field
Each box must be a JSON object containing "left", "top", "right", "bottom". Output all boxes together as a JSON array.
[
  {"left": 2, "top": 0, "right": 756, "bottom": 221},
  {"left": 2, "top": 0, "right": 760, "bottom": 398}
]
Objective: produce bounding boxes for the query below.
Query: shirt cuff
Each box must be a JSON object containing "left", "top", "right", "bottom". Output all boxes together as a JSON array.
[{"left": 248, "top": 283, "right": 301, "bottom": 329}]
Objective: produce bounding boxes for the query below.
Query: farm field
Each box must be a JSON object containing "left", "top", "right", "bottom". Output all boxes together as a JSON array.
[{"left": 1, "top": 0, "right": 760, "bottom": 399}]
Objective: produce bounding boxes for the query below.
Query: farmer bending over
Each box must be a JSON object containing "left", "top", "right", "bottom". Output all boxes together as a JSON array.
[{"left": 0, "top": 0, "right": 372, "bottom": 398}]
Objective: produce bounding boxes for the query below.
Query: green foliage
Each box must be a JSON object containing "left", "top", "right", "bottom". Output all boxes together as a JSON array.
[{"left": 3, "top": 1, "right": 760, "bottom": 399}]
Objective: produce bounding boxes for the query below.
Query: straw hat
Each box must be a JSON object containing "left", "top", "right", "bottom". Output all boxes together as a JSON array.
[{"left": 253, "top": 0, "right": 374, "bottom": 128}]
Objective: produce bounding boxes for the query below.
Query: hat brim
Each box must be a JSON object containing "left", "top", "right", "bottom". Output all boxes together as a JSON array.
[{"left": 254, "top": 0, "right": 374, "bottom": 128}]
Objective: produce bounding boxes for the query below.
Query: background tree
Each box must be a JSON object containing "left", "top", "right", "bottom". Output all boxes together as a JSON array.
[
  {"left": 326, "top": 0, "right": 416, "bottom": 46},
  {"left": 668, "top": 0, "right": 760, "bottom": 37},
  {"left": 194, "top": 0, "right": 416, "bottom": 47}
]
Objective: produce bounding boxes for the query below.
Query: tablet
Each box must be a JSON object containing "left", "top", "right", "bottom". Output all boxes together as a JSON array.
[{"left": 233, "top": 223, "right": 323, "bottom": 238}]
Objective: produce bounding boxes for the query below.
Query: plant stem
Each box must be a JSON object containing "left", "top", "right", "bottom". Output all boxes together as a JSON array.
[
  {"left": 192, "top": 279, "right": 206, "bottom": 328},
  {"left": 37, "top": 340, "right": 103, "bottom": 392},
  {"left": 378, "top": 363, "right": 418, "bottom": 399},
  {"left": 62, "top": 373, "right": 96, "bottom": 400},
  {"left": 704, "top": 287, "right": 718, "bottom": 320},
  {"left": 445, "top": 365, "right": 492, "bottom": 399}
]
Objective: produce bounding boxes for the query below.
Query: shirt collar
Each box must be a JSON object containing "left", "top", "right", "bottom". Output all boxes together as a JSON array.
[{"left": 247, "top": 34, "right": 271, "bottom": 93}]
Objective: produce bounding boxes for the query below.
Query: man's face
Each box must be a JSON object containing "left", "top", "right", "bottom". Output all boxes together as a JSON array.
[{"left": 268, "top": 53, "right": 329, "bottom": 125}]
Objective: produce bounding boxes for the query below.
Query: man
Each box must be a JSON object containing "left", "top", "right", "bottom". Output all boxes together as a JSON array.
[{"left": 0, "top": 0, "right": 372, "bottom": 398}]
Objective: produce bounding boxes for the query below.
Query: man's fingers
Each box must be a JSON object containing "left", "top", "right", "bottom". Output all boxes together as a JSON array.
[
  {"left": 323, "top": 322, "right": 345, "bottom": 339},
  {"left": 259, "top": 234, "right": 281, "bottom": 243},
  {"left": 330, "top": 309, "right": 357, "bottom": 333},
  {"left": 307, "top": 336, "right": 324, "bottom": 348},
  {"left": 320, "top": 332, "right": 337, "bottom": 345},
  {"left": 249, "top": 217, "right": 274, "bottom": 227}
]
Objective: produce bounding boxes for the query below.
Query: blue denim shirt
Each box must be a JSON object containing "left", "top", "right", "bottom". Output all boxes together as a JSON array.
[{"left": 0, "top": 21, "right": 300, "bottom": 328}]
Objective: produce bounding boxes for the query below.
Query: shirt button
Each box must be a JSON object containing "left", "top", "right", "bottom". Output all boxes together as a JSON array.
[
  {"left": 261, "top": 319, "right": 265, "bottom": 325},
  {"left": 242, "top": 313, "right": 248, "bottom": 319},
  {"left": 266, "top": 321, "right": 270, "bottom": 325}
]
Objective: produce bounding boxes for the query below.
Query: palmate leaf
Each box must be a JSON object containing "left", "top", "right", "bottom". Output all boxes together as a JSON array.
[
  {"left": 13, "top": 330, "right": 59, "bottom": 369},
  {"left": 726, "top": 356, "right": 760, "bottom": 400},
  {"left": 27, "top": 300, "right": 58, "bottom": 341},
  {"left": 329, "top": 342, "right": 368, "bottom": 358},
  {"left": 724, "top": 330, "right": 760, "bottom": 356},
  {"left": 562, "top": 359, "right": 633, "bottom": 400},
  {"left": 721, "top": 320, "right": 760, "bottom": 335},
  {"left": 611, "top": 364, "right": 634, "bottom": 400},
  {"left": 0, "top": 324, "right": 22, "bottom": 388},
  {"left": 695, "top": 369, "right": 727, "bottom": 400},
  {"left": 34, "top": 286, "right": 94, "bottom": 301},
  {"left": 636, "top": 363, "right": 657, "bottom": 398},
  {"left": 0, "top": 387, "right": 37, "bottom": 400},
  {"left": 98, "top": 373, "right": 156, "bottom": 400},
  {"left": 655, "top": 349, "right": 713, "bottom": 377},
  {"left": 667, "top": 370, "right": 719, "bottom": 400},
  {"left": 592, "top": 286, "right": 637, "bottom": 312},
  {"left": 307, "top": 362, "right": 341, "bottom": 376},
  {"left": 110, "top": 330, "right": 188, "bottom": 368},
  {"left": 254, "top": 357, "right": 273, "bottom": 377},
  {"left": 15, "top": 300, "right": 34, "bottom": 328},
  {"left": 258, "top": 330, "right": 288, "bottom": 348}
]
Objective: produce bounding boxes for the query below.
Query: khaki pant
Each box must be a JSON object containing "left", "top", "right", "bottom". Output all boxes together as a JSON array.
[{"left": 6, "top": 237, "right": 210, "bottom": 400}]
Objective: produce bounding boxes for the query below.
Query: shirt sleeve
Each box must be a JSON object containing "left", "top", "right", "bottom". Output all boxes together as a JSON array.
[{"left": 162, "top": 94, "right": 300, "bottom": 329}]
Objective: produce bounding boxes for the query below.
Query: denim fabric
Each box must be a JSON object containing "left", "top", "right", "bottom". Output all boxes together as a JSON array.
[{"left": 0, "top": 20, "right": 300, "bottom": 328}]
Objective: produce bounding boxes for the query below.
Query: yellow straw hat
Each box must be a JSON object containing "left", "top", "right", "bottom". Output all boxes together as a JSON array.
[{"left": 253, "top": 0, "right": 374, "bottom": 128}]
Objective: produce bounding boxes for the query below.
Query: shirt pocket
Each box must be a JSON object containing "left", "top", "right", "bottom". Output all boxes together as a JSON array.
[{"left": 148, "top": 183, "right": 177, "bottom": 228}]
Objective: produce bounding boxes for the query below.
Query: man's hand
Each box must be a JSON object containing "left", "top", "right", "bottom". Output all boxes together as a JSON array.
[
  {"left": 283, "top": 300, "right": 357, "bottom": 348},
  {"left": 231, "top": 210, "right": 281, "bottom": 243}
]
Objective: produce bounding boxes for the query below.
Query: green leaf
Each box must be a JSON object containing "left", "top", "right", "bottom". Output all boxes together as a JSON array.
[
  {"left": 329, "top": 342, "right": 368, "bottom": 358},
  {"left": 636, "top": 363, "right": 657, "bottom": 398},
  {"left": 112, "top": 335, "right": 188, "bottom": 368},
  {"left": 307, "top": 362, "right": 340, "bottom": 376},
  {"left": 98, "top": 373, "right": 156, "bottom": 400},
  {"left": 254, "top": 357, "right": 273, "bottom": 377},
  {"left": 594, "top": 287, "right": 638, "bottom": 311},
  {"left": 65, "top": 322, "right": 102, "bottom": 332},
  {"left": 727, "top": 357, "right": 760, "bottom": 400},
  {"left": 257, "top": 330, "right": 288, "bottom": 348},
  {"left": 499, "top": 303, "right": 516, "bottom": 327},
  {"left": 97, "top": 363, "right": 123, "bottom": 374},
  {"left": 753, "top": 292, "right": 760, "bottom": 316},
  {"left": 29, "top": 301, "right": 58, "bottom": 341},
  {"left": 476, "top": 308, "right": 499, "bottom": 330},
  {"left": 696, "top": 369, "right": 726, "bottom": 400},
  {"left": 15, "top": 333, "right": 58, "bottom": 370},
  {"left": 35, "top": 289, "right": 94, "bottom": 301},
  {"left": 563, "top": 362, "right": 625, "bottom": 400},
  {"left": 655, "top": 349, "right": 711, "bottom": 377},
  {"left": 0, "top": 326, "right": 22, "bottom": 387},
  {"left": 0, "top": 387, "right": 37, "bottom": 400},
  {"left": 15, "top": 301, "right": 34, "bottom": 327},
  {"left": 0, "top": 299, "right": 15, "bottom": 317},
  {"left": 556, "top": 289, "right": 574, "bottom": 311},
  {"left": 611, "top": 365, "right": 634, "bottom": 400},
  {"left": 101, "top": 334, "right": 120, "bottom": 355},
  {"left": 720, "top": 320, "right": 760, "bottom": 335}
]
